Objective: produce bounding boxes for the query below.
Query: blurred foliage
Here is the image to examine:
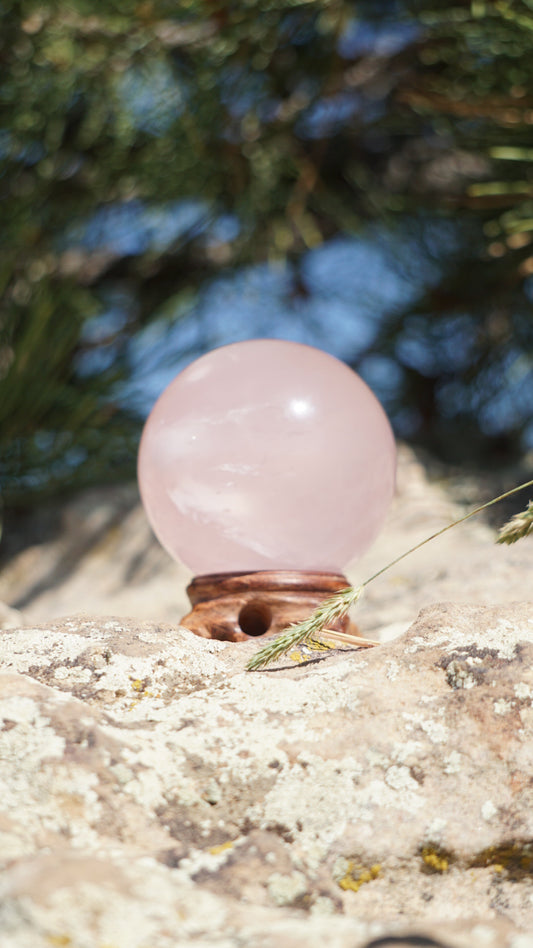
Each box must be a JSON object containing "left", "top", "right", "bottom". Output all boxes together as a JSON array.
[{"left": 2, "top": 0, "right": 533, "bottom": 512}]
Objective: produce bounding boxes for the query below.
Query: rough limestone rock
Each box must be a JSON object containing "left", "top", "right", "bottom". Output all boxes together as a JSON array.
[{"left": 2, "top": 603, "right": 533, "bottom": 947}]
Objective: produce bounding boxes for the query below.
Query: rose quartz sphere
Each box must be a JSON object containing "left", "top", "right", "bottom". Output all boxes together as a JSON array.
[{"left": 138, "top": 340, "right": 396, "bottom": 574}]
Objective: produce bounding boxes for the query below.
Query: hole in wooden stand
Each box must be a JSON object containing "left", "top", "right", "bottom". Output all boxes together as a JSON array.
[{"left": 238, "top": 601, "right": 273, "bottom": 637}]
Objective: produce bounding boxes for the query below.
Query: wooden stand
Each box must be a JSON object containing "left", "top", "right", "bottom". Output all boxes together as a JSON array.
[{"left": 180, "top": 570, "right": 361, "bottom": 642}]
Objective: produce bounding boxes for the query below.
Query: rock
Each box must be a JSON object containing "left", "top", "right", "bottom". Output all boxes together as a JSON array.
[
  {"left": 0, "top": 483, "right": 190, "bottom": 626},
  {"left": 0, "top": 599, "right": 25, "bottom": 629},
  {"left": 1, "top": 604, "right": 533, "bottom": 946}
]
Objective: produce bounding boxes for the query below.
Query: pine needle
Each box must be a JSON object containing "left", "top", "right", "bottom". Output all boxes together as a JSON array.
[
  {"left": 496, "top": 499, "right": 533, "bottom": 544},
  {"left": 246, "top": 477, "right": 533, "bottom": 672}
]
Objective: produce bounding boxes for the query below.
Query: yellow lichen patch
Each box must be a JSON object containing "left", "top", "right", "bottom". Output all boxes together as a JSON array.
[
  {"left": 288, "top": 650, "right": 305, "bottom": 663},
  {"left": 209, "top": 840, "right": 234, "bottom": 856},
  {"left": 47, "top": 936, "right": 72, "bottom": 947},
  {"left": 128, "top": 678, "right": 154, "bottom": 705},
  {"left": 338, "top": 862, "right": 381, "bottom": 892},
  {"left": 421, "top": 847, "right": 449, "bottom": 873},
  {"left": 289, "top": 640, "right": 335, "bottom": 663},
  {"left": 307, "top": 638, "right": 335, "bottom": 651}
]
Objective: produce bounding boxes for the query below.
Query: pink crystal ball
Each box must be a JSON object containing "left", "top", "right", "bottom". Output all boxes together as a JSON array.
[{"left": 138, "top": 340, "right": 396, "bottom": 574}]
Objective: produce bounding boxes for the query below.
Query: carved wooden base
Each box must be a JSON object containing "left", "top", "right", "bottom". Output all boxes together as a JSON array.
[{"left": 180, "top": 570, "right": 360, "bottom": 642}]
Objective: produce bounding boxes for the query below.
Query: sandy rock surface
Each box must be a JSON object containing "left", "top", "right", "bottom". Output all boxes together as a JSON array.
[{"left": 2, "top": 604, "right": 533, "bottom": 946}]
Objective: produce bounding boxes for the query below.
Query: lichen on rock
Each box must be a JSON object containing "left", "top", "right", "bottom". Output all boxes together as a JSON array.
[{"left": 1, "top": 602, "right": 533, "bottom": 946}]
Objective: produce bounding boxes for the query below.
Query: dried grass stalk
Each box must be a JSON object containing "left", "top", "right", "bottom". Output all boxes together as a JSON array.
[
  {"left": 247, "top": 478, "right": 533, "bottom": 672},
  {"left": 497, "top": 499, "right": 533, "bottom": 545}
]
